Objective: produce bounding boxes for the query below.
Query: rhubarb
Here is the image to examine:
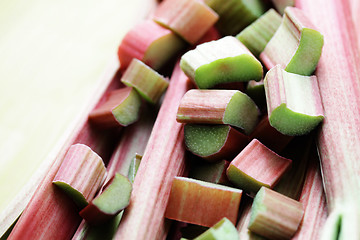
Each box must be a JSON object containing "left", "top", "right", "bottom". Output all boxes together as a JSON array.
[
  {"left": 226, "top": 139, "right": 292, "bottom": 194},
  {"left": 127, "top": 154, "right": 142, "bottom": 184},
  {"left": 114, "top": 63, "right": 192, "bottom": 240},
  {"left": 184, "top": 124, "right": 249, "bottom": 161},
  {"left": 189, "top": 158, "right": 230, "bottom": 185},
  {"left": 264, "top": 64, "right": 324, "bottom": 136},
  {"left": 204, "top": 0, "right": 267, "bottom": 36},
  {"left": 180, "top": 36, "right": 263, "bottom": 89},
  {"left": 236, "top": 9, "right": 282, "bottom": 57},
  {"left": 165, "top": 177, "right": 243, "bottom": 227},
  {"left": 79, "top": 173, "right": 132, "bottom": 225},
  {"left": 246, "top": 80, "right": 266, "bottom": 111},
  {"left": 248, "top": 187, "right": 304, "bottom": 239},
  {"left": 272, "top": 0, "right": 294, "bottom": 14},
  {"left": 153, "top": 0, "right": 219, "bottom": 45},
  {"left": 260, "top": 7, "right": 324, "bottom": 76},
  {"left": 88, "top": 87, "right": 142, "bottom": 128},
  {"left": 121, "top": 59, "right": 169, "bottom": 104},
  {"left": 193, "top": 217, "right": 239, "bottom": 240},
  {"left": 177, "top": 89, "right": 259, "bottom": 134},
  {"left": 117, "top": 20, "right": 185, "bottom": 71}
]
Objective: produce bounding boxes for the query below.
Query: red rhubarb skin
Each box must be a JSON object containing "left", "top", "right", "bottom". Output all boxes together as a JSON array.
[
  {"left": 117, "top": 20, "right": 176, "bottom": 70},
  {"left": 165, "top": 177, "right": 243, "bottom": 227},
  {"left": 153, "top": 0, "right": 218, "bottom": 44},
  {"left": 295, "top": 0, "right": 360, "bottom": 210},
  {"left": 228, "top": 139, "right": 292, "bottom": 188},
  {"left": 114, "top": 63, "right": 193, "bottom": 240}
]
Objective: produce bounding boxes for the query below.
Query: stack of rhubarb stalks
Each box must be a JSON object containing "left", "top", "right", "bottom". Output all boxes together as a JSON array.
[{"left": 4, "top": 0, "right": 360, "bottom": 239}]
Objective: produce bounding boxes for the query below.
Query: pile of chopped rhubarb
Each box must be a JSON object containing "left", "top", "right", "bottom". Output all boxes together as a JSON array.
[{"left": 4, "top": 0, "right": 360, "bottom": 239}]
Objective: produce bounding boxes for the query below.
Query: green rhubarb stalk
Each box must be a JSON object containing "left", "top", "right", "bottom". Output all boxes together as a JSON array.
[
  {"left": 296, "top": 0, "right": 360, "bottom": 238},
  {"left": 114, "top": 62, "right": 192, "bottom": 240}
]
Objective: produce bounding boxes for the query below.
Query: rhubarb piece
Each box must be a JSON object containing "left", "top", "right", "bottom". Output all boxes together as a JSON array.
[
  {"left": 293, "top": 0, "right": 360, "bottom": 236},
  {"left": 177, "top": 89, "right": 259, "bottom": 134},
  {"left": 248, "top": 187, "right": 304, "bottom": 239},
  {"left": 153, "top": 0, "right": 218, "bottom": 45},
  {"left": 180, "top": 36, "right": 263, "bottom": 89},
  {"left": 193, "top": 217, "right": 239, "bottom": 240},
  {"left": 52, "top": 144, "right": 106, "bottom": 209},
  {"left": 121, "top": 59, "right": 169, "bottom": 104},
  {"left": 184, "top": 124, "right": 249, "bottom": 162},
  {"left": 204, "top": 0, "right": 267, "bottom": 36},
  {"left": 114, "top": 63, "right": 192, "bottom": 240},
  {"left": 165, "top": 177, "right": 243, "bottom": 227},
  {"left": 226, "top": 139, "right": 291, "bottom": 194},
  {"left": 249, "top": 115, "right": 293, "bottom": 153},
  {"left": 79, "top": 173, "right": 132, "bottom": 226},
  {"left": 236, "top": 9, "right": 282, "bottom": 57},
  {"left": 260, "top": 7, "right": 324, "bottom": 76},
  {"left": 272, "top": 0, "right": 294, "bottom": 14},
  {"left": 88, "top": 87, "right": 142, "bottom": 128},
  {"left": 246, "top": 80, "right": 266, "bottom": 111},
  {"left": 189, "top": 158, "right": 229, "bottom": 185},
  {"left": 264, "top": 65, "right": 324, "bottom": 136},
  {"left": 127, "top": 154, "right": 142, "bottom": 184},
  {"left": 118, "top": 20, "right": 185, "bottom": 71}
]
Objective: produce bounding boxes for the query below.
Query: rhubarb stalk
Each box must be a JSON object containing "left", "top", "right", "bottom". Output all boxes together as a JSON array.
[
  {"left": 114, "top": 62, "right": 192, "bottom": 239},
  {"left": 295, "top": 0, "right": 360, "bottom": 238}
]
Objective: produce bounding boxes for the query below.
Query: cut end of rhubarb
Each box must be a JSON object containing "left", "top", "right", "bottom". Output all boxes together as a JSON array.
[{"left": 193, "top": 217, "right": 239, "bottom": 240}]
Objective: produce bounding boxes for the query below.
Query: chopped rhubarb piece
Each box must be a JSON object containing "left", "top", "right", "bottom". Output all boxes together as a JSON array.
[
  {"left": 114, "top": 63, "right": 192, "bottom": 240},
  {"left": 118, "top": 20, "right": 185, "bottom": 71},
  {"left": 177, "top": 89, "right": 259, "bottom": 134},
  {"left": 264, "top": 65, "right": 324, "bottom": 136},
  {"left": 184, "top": 124, "right": 249, "bottom": 162},
  {"left": 246, "top": 80, "right": 266, "bottom": 111},
  {"left": 236, "top": 9, "right": 282, "bottom": 57},
  {"left": 127, "top": 154, "right": 142, "bottom": 183},
  {"left": 272, "top": 0, "right": 294, "bottom": 14},
  {"left": 153, "top": 0, "right": 218, "bottom": 45},
  {"left": 165, "top": 177, "right": 243, "bottom": 227},
  {"left": 260, "top": 7, "right": 324, "bottom": 76},
  {"left": 204, "top": 0, "right": 267, "bottom": 36},
  {"left": 121, "top": 59, "right": 169, "bottom": 104},
  {"left": 249, "top": 115, "right": 293, "bottom": 153},
  {"left": 79, "top": 173, "right": 132, "bottom": 226},
  {"left": 248, "top": 187, "right": 304, "bottom": 239},
  {"left": 226, "top": 139, "right": 292, "bottom": 194},
  {"left": 193, "top": 217, "right": 239, "bottom": 240},
  {"left": 181, "top": 36, "right": 263, "bottom": 89},
  {"left": 189, "top": 158, "right": 230, "bottom": 185},
  {"left": 52, "top": 144, "right": 106, "bottom": 209},
  {"left": 88, "top": 87, "right": 142, "bottom": 128}
]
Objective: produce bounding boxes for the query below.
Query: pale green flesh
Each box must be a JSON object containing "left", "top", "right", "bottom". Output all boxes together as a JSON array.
[
  {"left": 184, "top": 125, "right": 229, "bottom": 158},
  {"left": 227, "top": 165, "right": 269, "bottom": 194},
  {"left": 53, "top": 181, "right": 88, "bottom": 209},
  {"left": 127, "top": 155, "right": 142, "bottom": 184},
  {"left": 223, "top": 91, "right": 259, "bottom": 135},
  {"left": 285, "top": 28, "right": 324, "bottom": 76},
  {"left": 248, "top": 187, "right": 267, "bottom": 228},
  {"left": 195, "top": 55, "right": 263, "bottom": 89},
  {"left": 269, "top": 103, "right": 324, "bottom": 136},
  {"left": 194, "top": 218, "right": 239, "bottom": 240},
  {"left": 112, "top": 89, "right": 142, "bottom": 126},
  {"left": 93, "top": 173, "right": 132, "bottom": 214}
]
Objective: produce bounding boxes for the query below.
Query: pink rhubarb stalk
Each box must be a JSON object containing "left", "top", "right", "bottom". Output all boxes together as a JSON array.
[
  {"left": 295, "top": 0, "right": 360, "bottom": 238},
  {"left": 114, "top": 62, "right": 192, "bottom": 240}
]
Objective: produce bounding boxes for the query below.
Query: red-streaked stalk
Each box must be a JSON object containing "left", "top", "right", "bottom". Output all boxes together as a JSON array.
[
  {"left": 295, "top": 0, "right": 360, "bottom": 238},
  {"left": 114, "top": 62, "right": 192, "bottom": 240},
  {"left": 153, "top": 0, "right": 218, "bottom": 45},
  {"left": 350, "top": 0, "right": 360, "bottom": 49},
  {"left": 165, "top": 177, "right": 243, "bottom": 227},
  {"left": 52, "top": 144, "right": 106, "bottom": 209}
]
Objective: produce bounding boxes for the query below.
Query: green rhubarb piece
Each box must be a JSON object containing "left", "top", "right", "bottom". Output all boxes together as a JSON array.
[
  {"left": 112, "top": 88, "right": 142, "bottom": 126},
  {"left": 205, "top": 0, "right": 267, "bottom": 36},
  {"left": 249, "top": 187, "right": 304, "bottom": 239},
  {"left": 127, "top": 154, "right": 142, "bottom": 183},
  {"left": 261, "top": 7, "right": 324, "bottom": 76},
  {"left": 189, "top": 159, "right": 229, "bottom": 185},
  {"left": 264, "top": 65, "right": 324, "bottom": 136},
  {"left": 236, "top": 9, "right": 282, "bottom": 57},
  {"left": 184, "top": 124, "right": 249, "bottom": 161},
  {"left": 53, "top": 181, "right": 89, "bottom": 209},
  {"left": 246, "top": 80, "right": 266, "bottom": 110},
  {"left": 121, "top": 59, "right": 169, "bottom": 104},
  {"left": 194, "top": 217, "right": 239, "bottom": 240},
  {"left": 180, "top": 36, "right": 263, "bottom": 89}
]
